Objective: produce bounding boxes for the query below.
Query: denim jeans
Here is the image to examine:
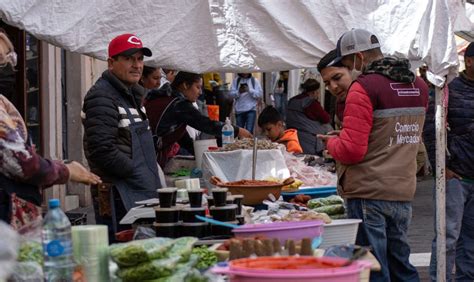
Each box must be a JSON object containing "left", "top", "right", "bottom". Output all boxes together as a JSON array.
[
  {"left": 236, "top": 110, "right": 256, "bottom": 134},
  {"left": 273, "top": 92, "right": 288, "bottom": 121},
  {"left": 347, "top": 199, "right": 419, "bottom": 282},
  {"left": 429, "top": 178, "right": 474, "bottom": 281}
]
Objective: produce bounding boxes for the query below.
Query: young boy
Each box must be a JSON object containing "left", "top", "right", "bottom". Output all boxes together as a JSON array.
[{"left": 257, "top": 106, "right": 303, "bottom": 154}]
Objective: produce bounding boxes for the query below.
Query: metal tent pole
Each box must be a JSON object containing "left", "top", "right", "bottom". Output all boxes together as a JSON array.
[{"left": 435, "top": 86, "right": 446, "bottom": 281}]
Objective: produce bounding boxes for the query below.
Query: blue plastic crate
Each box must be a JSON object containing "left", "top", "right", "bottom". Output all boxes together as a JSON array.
[{"left": 281, "top": 187, "right": 337, "bottom": 202}]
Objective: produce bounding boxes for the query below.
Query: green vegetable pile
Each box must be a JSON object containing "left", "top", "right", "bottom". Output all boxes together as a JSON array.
[
  {"left": 191, "top": 246, "right": 218, "bottom": 270},
  {"left": 18, "top": 241, "right": 43, "bottom": 264},
  {"left": 307, "top": 195, "right": 346, "bottom": 218},
  {"left": 110, "top": 237, "right": 209, "bottom": 282}
]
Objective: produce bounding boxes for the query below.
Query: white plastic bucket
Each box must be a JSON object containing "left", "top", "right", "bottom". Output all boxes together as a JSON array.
[{"left": 193, "top": 139, "right": 217, "bottom": 169}]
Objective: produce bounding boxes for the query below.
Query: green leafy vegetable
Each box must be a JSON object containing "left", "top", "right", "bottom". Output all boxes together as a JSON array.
[
  {"left": 168, "top": 237, "right": 198, "bottom": 262},
  {"left": 307, "top": 195, "right": 344, "bottom": 209},
  {"left": 117, "top": 257, "right": 179, "bottom": 282},
  {"left": 109, "top": 237, "right": 174, "bottom": 267},
  {"left": 18, "top": 241, "right": 43, "bottom": 264},
  {"left": 312, "top": 204, "right": 345, "bottom": 215},
  {"left": 191, "top": 246, "right": 218, "bottom": 270}
]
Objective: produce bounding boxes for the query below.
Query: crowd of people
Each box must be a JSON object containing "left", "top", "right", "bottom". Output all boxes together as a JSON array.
[{"left": 0, "top": 25, "right": 473, "bottom": 281}]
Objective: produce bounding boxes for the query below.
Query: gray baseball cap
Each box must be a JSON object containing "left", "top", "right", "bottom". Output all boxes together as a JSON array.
[{"left": 329, "top": 29, "right": 381, "bottom": 65}]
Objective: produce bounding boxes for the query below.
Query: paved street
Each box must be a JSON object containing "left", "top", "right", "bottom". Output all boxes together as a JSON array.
[{"left": 410, "top": 177, "right": 435, "bottom": 281}]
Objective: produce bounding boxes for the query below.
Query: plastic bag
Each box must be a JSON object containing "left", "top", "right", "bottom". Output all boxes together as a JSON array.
[
  {"left": 143, "top": 255, "right": 209, "bottom": 282},
  {"left": 307, "top": 195, "right": 344, "bottom": 209},
  {"left": 109, "top": 237, "right": 174, "bottom": 267},
  {"left": 10, "top": 219, "right": 47, "bottom": 281},
  {"left": 117, "top": 256, "right": 179, "bottom": 282},
  {"left": 168, "top": 237, "right": 198, "bottom": 262},
  {"left": 312, "top": 204, "right": 345, "bottom": 216},
  {"left": 133, "top": 226, "right": 156, "bottom": 240},
  {"left": 0, "top": 221, "right": 19, "bottom": 280},
  {"left": 9, "top": 261, "right": 42, "bottom": 282}
]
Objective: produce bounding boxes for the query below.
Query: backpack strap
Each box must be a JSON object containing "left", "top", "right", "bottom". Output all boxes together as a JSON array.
[{"left": 153, "top": 97, "right": 180, "bottom": 150}]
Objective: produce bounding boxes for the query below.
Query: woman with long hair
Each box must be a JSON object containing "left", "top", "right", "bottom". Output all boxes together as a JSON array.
[{"left": 144, "top": 71, "right": 252, "bottom": 166}]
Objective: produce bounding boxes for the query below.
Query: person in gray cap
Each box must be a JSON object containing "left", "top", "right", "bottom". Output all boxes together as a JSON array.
[
  {"left": 424, "top": 42, "right": 474, "bottom": 281},
  {"left": 318, "top": 29, "right": 429, "bottom": 281}
]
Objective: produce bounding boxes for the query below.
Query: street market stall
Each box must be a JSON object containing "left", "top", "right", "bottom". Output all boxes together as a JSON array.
[{"left": 1, "top": 0, "right": 474, "bottom": 281}]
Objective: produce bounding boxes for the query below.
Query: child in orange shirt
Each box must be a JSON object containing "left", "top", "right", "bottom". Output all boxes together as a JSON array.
[{"left": 257, "top": 106, "right": 303, "bottom": 154}]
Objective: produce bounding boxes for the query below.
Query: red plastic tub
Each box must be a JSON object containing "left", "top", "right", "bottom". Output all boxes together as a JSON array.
[{"left": 212, "top": 256, "right": 371, "bottom": 282}]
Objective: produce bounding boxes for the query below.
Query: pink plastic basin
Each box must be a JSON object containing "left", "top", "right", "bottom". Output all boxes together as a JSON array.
[
  {"left": 232, "top": 220, "right": 324, "bottom": 244},
  {"left": 212, "top": 256, "right": 372, "bottom": 282}
]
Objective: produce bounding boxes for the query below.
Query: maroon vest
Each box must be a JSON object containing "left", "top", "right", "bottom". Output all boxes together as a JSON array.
[{"left": 356, "top": 74, "right": 428, "bottom": 110}]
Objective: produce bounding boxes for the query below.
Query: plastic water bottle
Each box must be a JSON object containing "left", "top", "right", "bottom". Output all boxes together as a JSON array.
[
  {"left": 42, "top": 199, "right": 74, "bottom": 281},
  {"left": 222, "top": 117, "right": 234, "bottom": 145}
]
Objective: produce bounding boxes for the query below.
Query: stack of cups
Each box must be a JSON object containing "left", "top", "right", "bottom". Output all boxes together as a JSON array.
[{"left": 71, "top": 225, "right": 109, "bottom": 282}]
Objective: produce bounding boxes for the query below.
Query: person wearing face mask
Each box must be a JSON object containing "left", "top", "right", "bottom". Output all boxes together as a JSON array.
[
  {"left": 286, "top": 78, "right": 332, "bottom": 155},
  {"left": 0, "top": 32, "right": 101, "bottom": 229},
  {"left": 317, "top": 49, "right": 353, "bottom": 129},
  {"left": 82, "top": 34, "right": 162, "bottom": 240},
  {"left": 318, "top": 29, "right": 428, "bottom": 282},
  {"left": 144, "top": 72, "right": 252, "bottom": 167}
]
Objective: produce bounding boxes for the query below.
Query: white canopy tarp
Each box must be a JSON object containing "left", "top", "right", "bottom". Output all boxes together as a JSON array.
[{"left": 0, "top": 0, "right": 467, "bottom": 86}]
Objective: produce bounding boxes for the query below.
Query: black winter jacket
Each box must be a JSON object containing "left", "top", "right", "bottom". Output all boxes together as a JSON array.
[
  {"left": 423, "top": 71, "right": 474, "bottom": 178},
  {"left": 82, "top": 70, "right": 147, "bottom": 182}
]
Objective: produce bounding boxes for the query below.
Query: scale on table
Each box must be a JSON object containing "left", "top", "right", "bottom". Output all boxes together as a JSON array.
[{"left": 119, "top": 198, "right": 160, "bottom": 225}]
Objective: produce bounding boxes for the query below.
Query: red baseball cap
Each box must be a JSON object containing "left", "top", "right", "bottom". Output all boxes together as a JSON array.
[{"left": 108, "top": 33, "right": 152, "bottom": 58}]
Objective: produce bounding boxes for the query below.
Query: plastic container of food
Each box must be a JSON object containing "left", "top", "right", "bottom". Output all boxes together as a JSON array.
[
  {"left": 233, "top": 220, "right": 323, "bottom": 244},
  {"left": 233, "top": 195, "right": 244, "bottom": 214},
  {"left": 212, "top": 188, "right": 228, "bottom": 207},
  {"left": 180, "top": 222, "right": 209, "bottom": 238},
  {"left": 154, "top": 222, "right": 180, "bottom": 238},
  {"left": 212, "top": 256, "right": 371, "bottom": 282},
  {"left": 187, "top": 188, "right": 204, "bottom": 207},
  {"left": 157, "top": 188, "right": 178, "bottom": 207},
  {"left": 212, "top": 220, "right": 238, "bottom": 237},
  {"left": 210, "top": 204, "right": 237, "bottom": 221},
  {"left": 180, "top": 207, "right": 206, "bottom": 223},
  {"left": 154, "top": 207, "right": 180, "bottom": 223}
]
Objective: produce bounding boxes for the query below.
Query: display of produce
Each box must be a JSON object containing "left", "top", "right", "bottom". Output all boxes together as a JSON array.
[
  {"left": 168, "top": 237, "right": 198, "bottom": 262},
  {"left": 306, "top": 195, "right": 346, "bottom": 218},
  {"left": 18, "top": 240, "right": 43, "bottom": 265},
  {"left": 307, "top": 195, "right": 344, "bottom": 209},
  {"left": 109, "top": 237, "right": 174, "bottom": 267},
  {"left": 192, "top": 246, "right": 218, "bottom": 270},
  {"left": 117, "top": 257, "right": 179, "bottom": 282},
  {"left": 312, "top": 204, "right": 345, "bottom": 216},
  {"left": 110, "top": 237, "right": 208, "bottom": 282},
  {"left": 219, "top": 138, "right": 279, "bottom": 151}
]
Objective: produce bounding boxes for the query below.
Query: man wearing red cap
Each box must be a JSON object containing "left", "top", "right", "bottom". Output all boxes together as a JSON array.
[{"left": 82, "top": 33, "right": 161, "bottom": 240}]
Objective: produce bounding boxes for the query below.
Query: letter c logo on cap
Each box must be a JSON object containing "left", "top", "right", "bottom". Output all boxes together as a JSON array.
[{"left": 127, "top": 36, "right": 141, "bottom": 45}]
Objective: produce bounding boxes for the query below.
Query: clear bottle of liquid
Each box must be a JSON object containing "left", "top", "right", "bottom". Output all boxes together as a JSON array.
[
  {"left": 42, "top": 199, "right": 74, "bottom": 282},
  {"left": 222, "top": 117, "right": 235, "bottom": 145}
]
